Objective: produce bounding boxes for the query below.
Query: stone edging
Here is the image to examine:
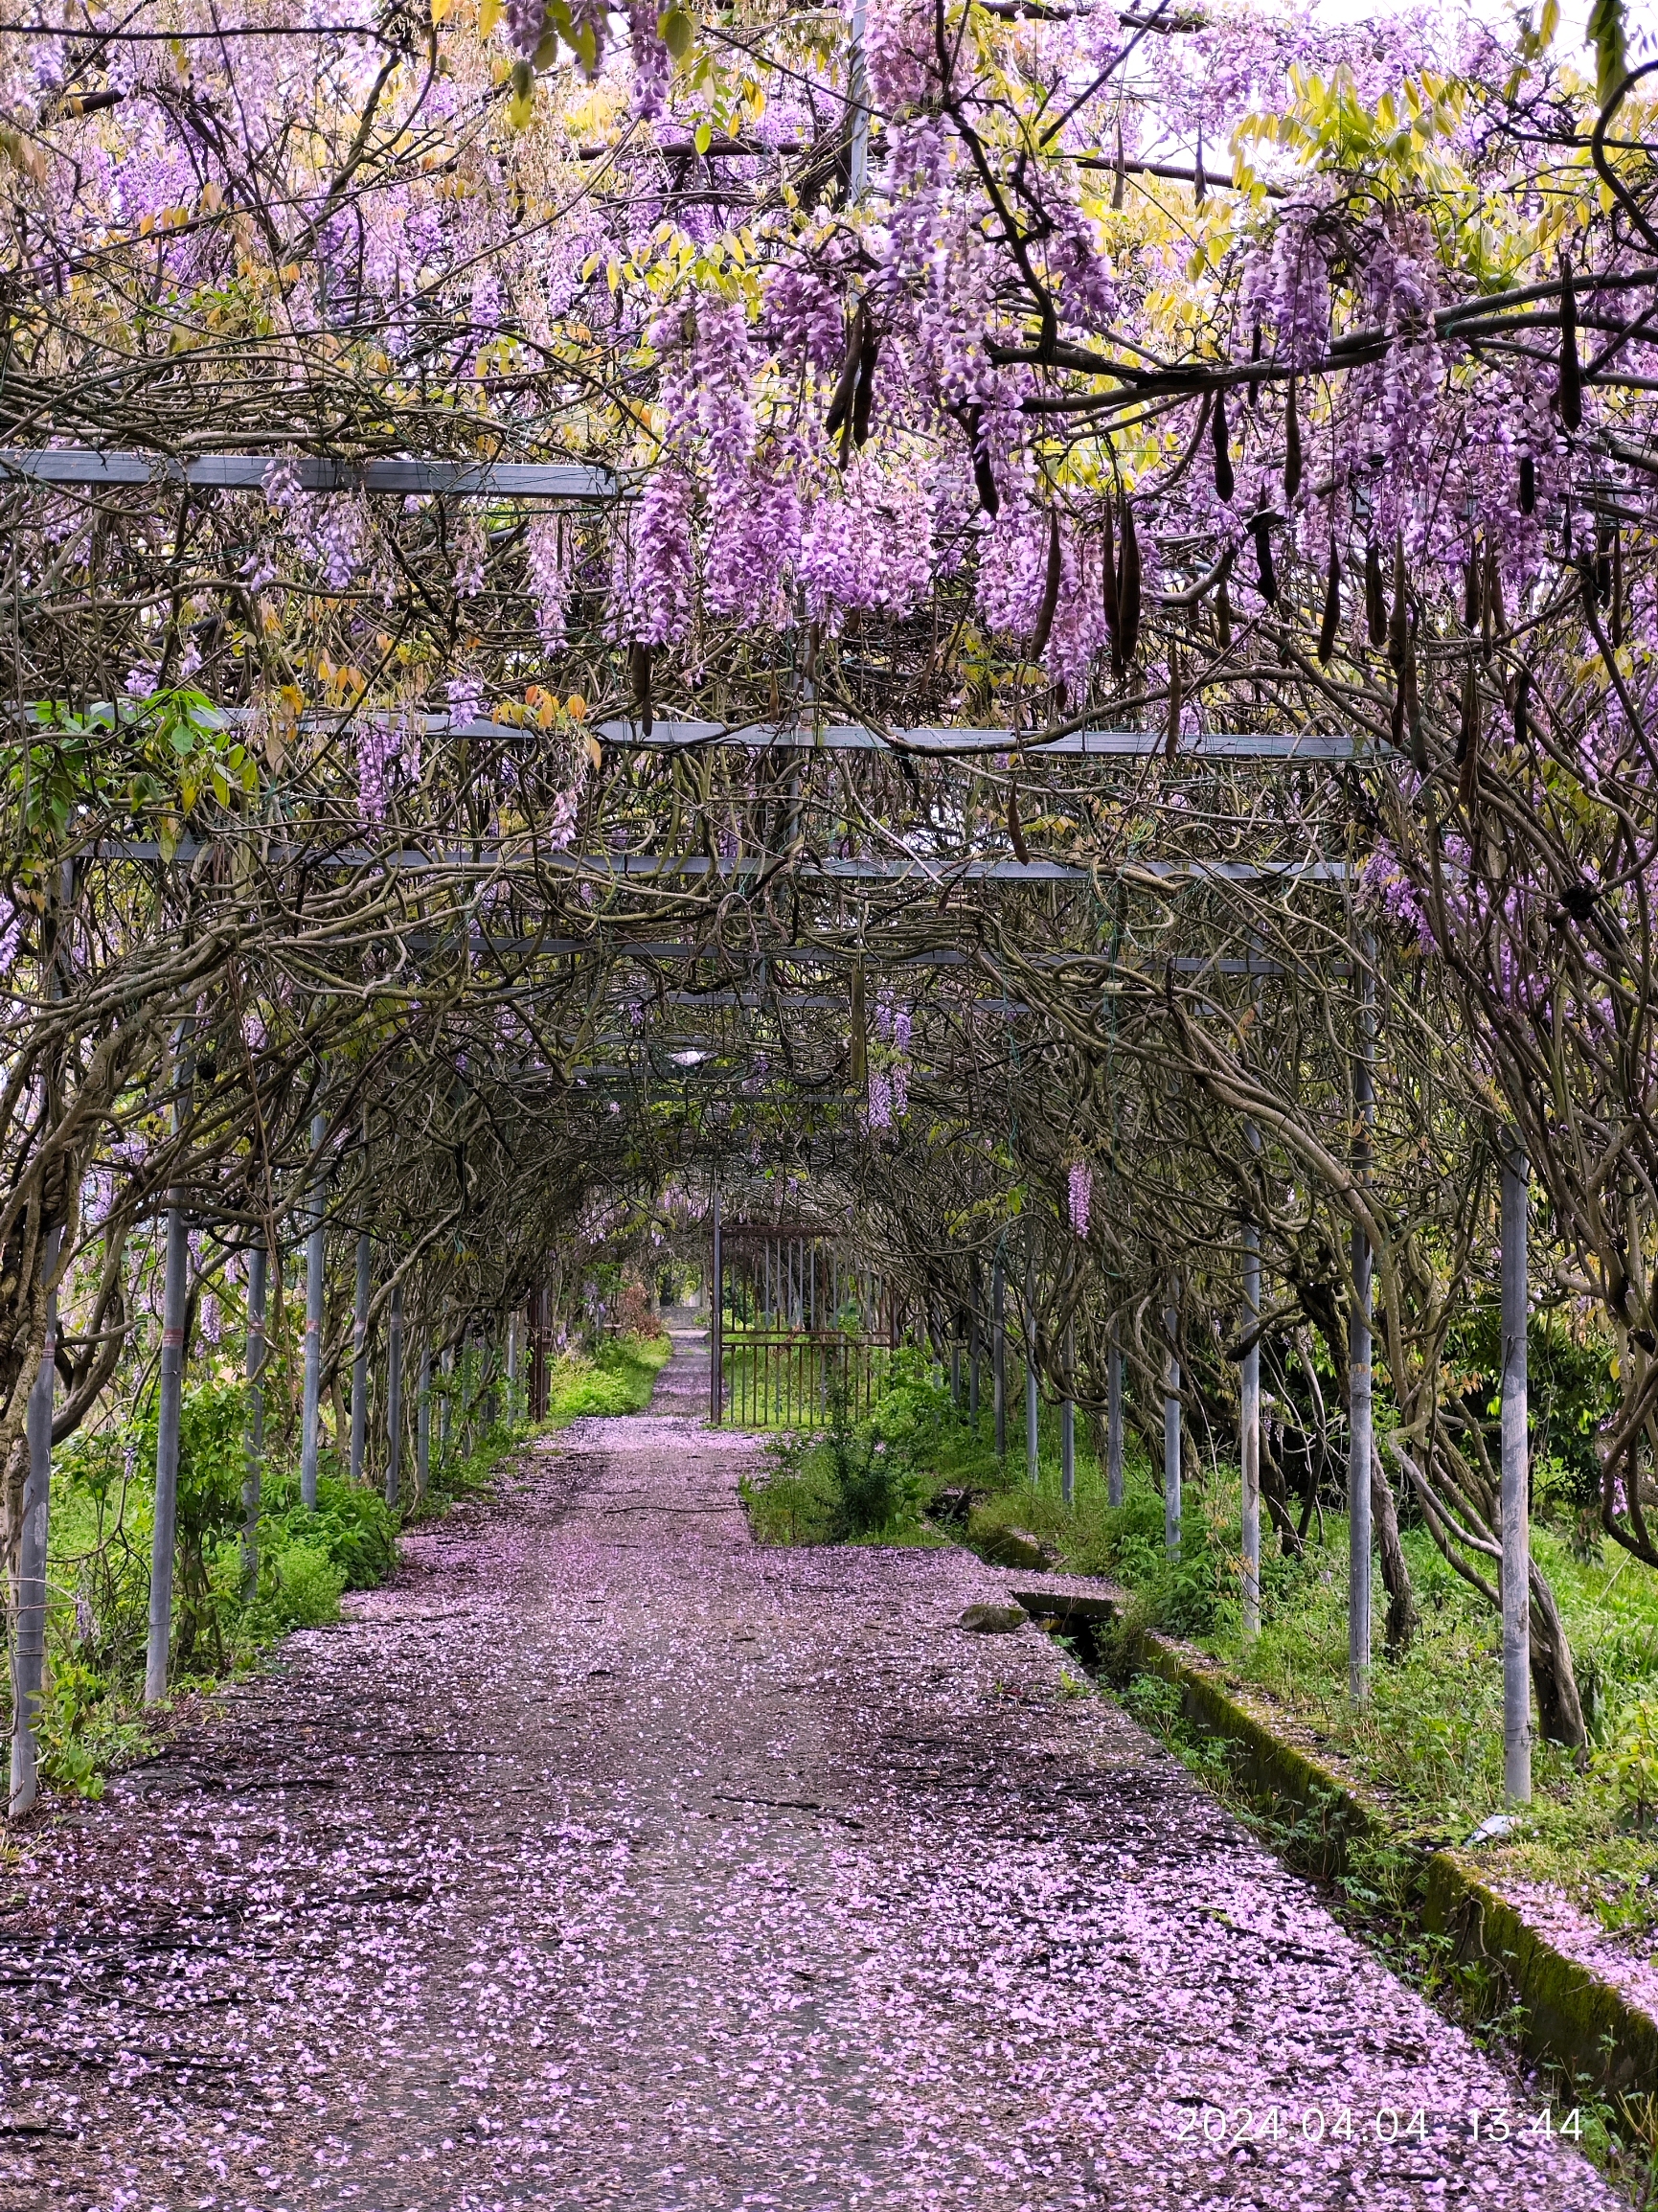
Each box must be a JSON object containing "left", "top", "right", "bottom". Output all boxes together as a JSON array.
[{"left": 1007, "top": 1580, "right": 1658, "bottom": 2107}]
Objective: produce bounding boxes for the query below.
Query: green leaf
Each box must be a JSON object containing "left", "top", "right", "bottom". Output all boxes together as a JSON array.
[
  {"left": 694, "top": 118, "right": 712, "bottom": 155},
  {"left": 1589, "top": 0, "right": 1627, "bottom": 108},
  {"left": 658, "top": 5, "right": 694, "bottom": 59}
]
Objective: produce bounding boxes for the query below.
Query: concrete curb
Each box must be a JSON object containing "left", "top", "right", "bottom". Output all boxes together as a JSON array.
[{"left": 1009, "top": 1579, "right": 1658, "bottom": 2106}]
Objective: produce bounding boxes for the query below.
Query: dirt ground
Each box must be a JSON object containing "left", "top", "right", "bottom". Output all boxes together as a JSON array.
[{"left": 0, "top": 1328, "right": 1624, "bottom": 2209}]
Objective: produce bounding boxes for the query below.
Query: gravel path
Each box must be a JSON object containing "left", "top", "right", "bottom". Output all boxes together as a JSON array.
[{"left": 0, "top": 1327, "right": 1623, "bottom": 2211}]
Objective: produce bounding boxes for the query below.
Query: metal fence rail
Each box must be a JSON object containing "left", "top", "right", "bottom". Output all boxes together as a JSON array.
[{"left": 720, "top": 1329, "right": 897, "bottom": 1429}]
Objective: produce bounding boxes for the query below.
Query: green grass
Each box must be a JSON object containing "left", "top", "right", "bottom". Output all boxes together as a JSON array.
[
  {"left": 542, "top": 1331, "right": 672, "bottom": 1425},
  {"left": 739, "top": 1349, "right": 1012, "bottom": 1547}
]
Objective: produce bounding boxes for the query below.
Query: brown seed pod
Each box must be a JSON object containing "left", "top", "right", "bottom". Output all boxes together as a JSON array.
[
  {"left": 1387, "top": 533, "right": 1407, "bottom": 673},
  {"left": 1166, "top": 641, "right": 1182, "bottom": 761},
  {"left": 1212, "top": 388, "right": 1235, "bottom": 503},
  {"left": 1029, "top": 511, "right": 1062, "bottom": 663},
  {"left": 1317, "top": 537, "right": 1341, "bottom": 665},
  {"left": 1251, "top": 512, "right": 1277, "bottom": 605},
  {"left": 1403, "top": 638, "right": 1426, "bottom": 772},
  {"left": 1283, "top": 375, "right": 1302, "bottom": 503},
  {"left": 1558, "top": 256, "right": 1581, "bottom": 433},
  {"left": 1464, "top": 544, "right": 1481, "bottom": 631},
  {"left": 1365, "top": 540, "right": 1386, "bottom": 646},
  {"left": 630, "top": 640, "right": 653, "bottom": 738},
  {"left": 1007, "top": 784, "right": 1030, "bottom": 866},
  {"left": 851, "top": 325, "right": 880, "bottom": 446},
  {"left": 1458, "top": 662, "right": 1480, "bottom": 815},
  {"left": 1117, "top": 500, "right": 1142, "bottom": 657},
  {"left": 1455, "top": 657, "right": 1478, "bottom": 766},
  {"left": 1513, "top": 663, "right": 1531, "bottom": 747},
  {"left": 965, "top": 405, "right": 999, "bottom": 517},
  {"left": 1519, "top": 454, "right": 1535, "bottom": 513},
  {"left": 825, "top": 304, "right": 864, "bottom": 439},
  {"left": 1215, "top": 565, "right": 1233, "bottom": 651}
]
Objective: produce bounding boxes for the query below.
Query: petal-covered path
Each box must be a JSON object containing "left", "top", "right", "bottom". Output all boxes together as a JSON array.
[{"left": 1, "top": 1330, "right": 1622, "bottom": 2211}]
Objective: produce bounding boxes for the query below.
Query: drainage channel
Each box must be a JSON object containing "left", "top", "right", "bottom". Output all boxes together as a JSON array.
[{"left": 1008, "top": 1585, "right": 1115, "bottom": 1675}]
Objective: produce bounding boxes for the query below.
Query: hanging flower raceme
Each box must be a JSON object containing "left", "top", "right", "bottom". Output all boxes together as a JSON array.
[
  {"left": 452, "top": 513, "right": 488, "bottom": 600},
  {"left": 609, "top": 467, "right": 695, "bottom": 646},
  {"left": 526, "top": 514, "right": 569, "bottom": 651},
  {"left": 356, "top": 725, "right": 389, "bottom": 824},
  {"left": 1068, "top": 1161, "right": 1092, "bottom": 1239}
]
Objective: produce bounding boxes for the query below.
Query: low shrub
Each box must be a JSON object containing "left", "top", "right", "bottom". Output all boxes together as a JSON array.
[
  {"left": 251, "top": 1540, "right": 347, "bottom": 1634},
  {"left": 260, "top": 1471, "right": 397, "bottom": 1589},
  {"left": 741, "top": 1373, "right": 939, "bottom": 1546}
]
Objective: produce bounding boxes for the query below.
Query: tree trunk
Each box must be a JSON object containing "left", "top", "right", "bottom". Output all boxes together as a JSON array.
[
  {"left": 1260, "top": 1431, "right": 1303, "bottom": 1557},
  {"left": 1370, "top": 1444, "right": 1418, "bottom": 1655},
  {"left": 1529, "top": 1560, "right": 1588, "bottom": 1750}
]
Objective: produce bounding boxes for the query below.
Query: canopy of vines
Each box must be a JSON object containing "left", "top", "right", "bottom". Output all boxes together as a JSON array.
[{"left": 4, "top": 0, "right": 1658, "bottom": 1788}]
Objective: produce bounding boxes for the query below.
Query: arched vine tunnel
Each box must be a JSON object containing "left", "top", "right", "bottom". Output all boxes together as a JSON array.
[{"left": 5, "top": 0, "right": 1658, "bottom": 2201}]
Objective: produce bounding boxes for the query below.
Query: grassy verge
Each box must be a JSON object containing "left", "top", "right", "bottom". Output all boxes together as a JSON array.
[
  {"left": 540, "top": 1331, "right": 672, "bottom": 1426},
  {"left": 737, "top": 1360, "right": 1658, "bottom": 2187}
]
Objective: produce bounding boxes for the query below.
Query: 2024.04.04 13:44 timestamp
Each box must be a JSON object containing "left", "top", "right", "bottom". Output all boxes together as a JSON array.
[{"left": 1170, "top": 2105, "right": 1583, "bottom": 2147}]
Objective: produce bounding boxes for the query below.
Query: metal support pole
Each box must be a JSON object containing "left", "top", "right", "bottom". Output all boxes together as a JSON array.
[
  {"left": 10, "top": 883, "right": 67, "bottom": 1808},
  {"left": 10, "top": 1227, "right": 60, "bottom": 1815},
  {"left": 301, "top": 1112, "right": 327, "bottom": 1512},
  {"left": 1164, "top": 1291, "right": 1182, "bottom": 1555},
  {"left": 1350, "top": 1228, "right": 1374, "bottom": 1701},
  {"left": 1025, "top": 1250, "right": 1039, "bottom": 1486},
  {"left": 1502, "top": 1137, "right": 1533, "bottom": 1803},
  {"left": 146, "top": 1181, "right": 191, "bottom": 1702},
  {"left": 386, "top": 1282, "right": 404, "bottom": 1509},
  {"left": 241, "top": 1240, "right": 267, "bottom": 1600},
  {"left": 350, "top": 1228, "right": 371, "bottom": 1485},
  {"left": 992, "top": 1259, "right": 1007, "bottom": 1458},
  {"left": 1242, "top": 1217, "right": 1261, "bottom": 1642},
  {"left": 1061, "top": 1320, "right": 1076, "bottom": 1508},
  {"left": 709, "top": 1191, "right": 723, "bottom": 1425},
  {"left": 848, "top": 0, "right": 870, "bottom": 196},
  {"left": 1350, "top": 943, "right": 1375, "bottom": 1703},
  {"left": 417, "top": 1338, "right": 432, "bottom": 1499},
  {"left": 968, "top": 1285, "right": 980, "bottom": 1431},
  {"left": 506, "top": 1308, "right": 519, "bottom": 1420},
  {"left": 1106, "top": 1329, "right": 1124, "bottom": 1509},
  {"left": 440, "top": 1342, "right": 454, "bottom": 1467}
]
